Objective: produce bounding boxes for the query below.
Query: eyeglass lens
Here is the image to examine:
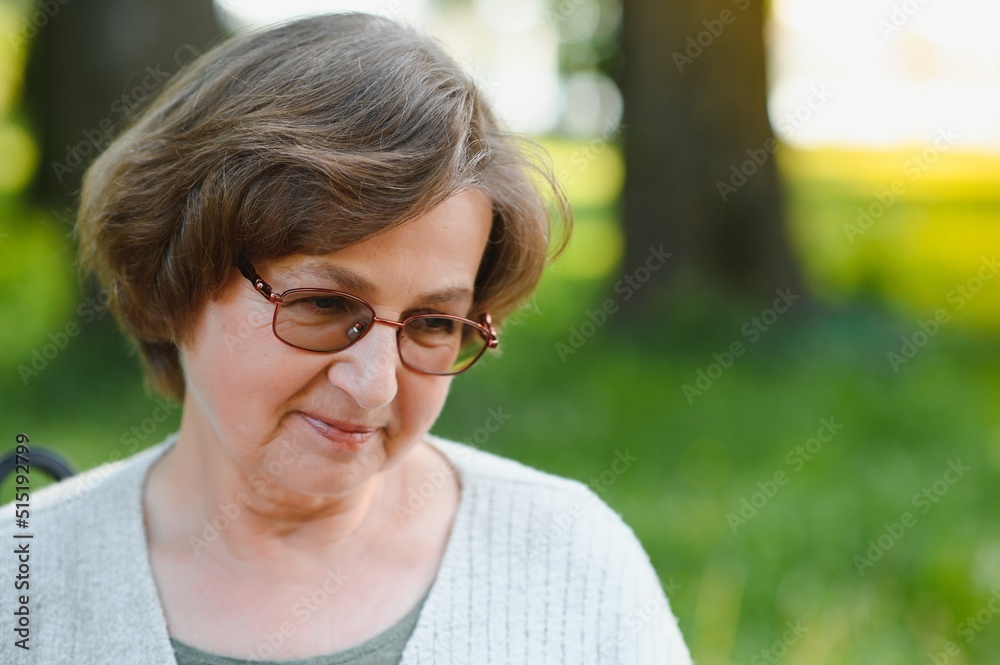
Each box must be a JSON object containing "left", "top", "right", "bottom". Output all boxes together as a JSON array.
[{"left": 273, "top": 291, "right": 487, "bottom": 374}]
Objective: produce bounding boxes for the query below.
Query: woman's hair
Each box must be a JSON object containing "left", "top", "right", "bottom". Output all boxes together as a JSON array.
[{"left": 77, "top": 12, "right": 570, "bottom": 400}]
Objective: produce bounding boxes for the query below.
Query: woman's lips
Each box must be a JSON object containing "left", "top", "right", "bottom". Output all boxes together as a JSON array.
[{"left": 298, "top": 411, "right": 377, "bottom": 449}]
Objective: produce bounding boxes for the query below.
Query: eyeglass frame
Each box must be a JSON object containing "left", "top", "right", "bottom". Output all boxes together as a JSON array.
[{"left": 236, "top": 259, "right": 499, "bottom": 376}]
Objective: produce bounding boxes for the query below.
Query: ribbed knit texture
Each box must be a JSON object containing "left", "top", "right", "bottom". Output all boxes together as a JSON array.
[{"left": 0, "top": 435, "right": 691, "bottom": 664}]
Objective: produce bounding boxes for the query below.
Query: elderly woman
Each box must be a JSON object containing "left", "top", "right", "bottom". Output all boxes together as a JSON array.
[{"left": 1, "top": 13, "right": 691, "bottom": 665}]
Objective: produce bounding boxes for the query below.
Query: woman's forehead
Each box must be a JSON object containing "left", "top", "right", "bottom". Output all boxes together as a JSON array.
[
  {"left": 266, "top": 256, "right": 477, "bottom": 311},
  {"left": 266, "top": 190, "right": 491, "bottom": 300}
]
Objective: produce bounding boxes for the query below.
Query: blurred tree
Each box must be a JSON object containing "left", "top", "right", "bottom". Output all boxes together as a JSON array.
[
  {"left": 0, "top": 0, "right": 220, "bottom": 368},
  {"left": 620, "top": 0, "right": 802, "bottom": 312},
  {"left": 24, "top": 0, "right": 221, "bottom": 212}
]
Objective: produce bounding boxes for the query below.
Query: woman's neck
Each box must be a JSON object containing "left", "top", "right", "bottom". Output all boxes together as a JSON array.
[{"left": 143, "top": 420, "right": 407, "bottom": 573}]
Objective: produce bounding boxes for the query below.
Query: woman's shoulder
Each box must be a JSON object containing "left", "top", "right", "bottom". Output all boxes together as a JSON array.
[
  {"left": 0, "top": 437, "right": 174, "bottom": 538},
  {"left": 413, "top": 436, "right": 693, "bottom": 663},
  {"left": 0, "top": 438, "right": 179, "bottom": 661},
  {"left": 429, "top": 435, "right": 582, "bottom": 504},
  {"left": 426, "top": 434, "right": 650, "bottom": 560},
  {"left": 427, "top": 434, "right": 596, "bottom": 495}
]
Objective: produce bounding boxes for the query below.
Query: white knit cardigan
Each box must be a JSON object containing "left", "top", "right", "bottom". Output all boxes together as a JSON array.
[{"left": 0, "top": 435, "right": 692, "bottom": 664}]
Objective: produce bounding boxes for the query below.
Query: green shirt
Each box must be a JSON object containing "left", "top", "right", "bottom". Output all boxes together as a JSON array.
[{"left": 170, "top": 589, "right": 429, "bottom": 665}]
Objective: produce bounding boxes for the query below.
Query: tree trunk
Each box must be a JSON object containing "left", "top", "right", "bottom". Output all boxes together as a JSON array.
[
  {"left": 620, "top": 0, "right": 802, "bottom": 313},
  {"left": 25, "top": 0, "right": 221, "bottom": 211}
]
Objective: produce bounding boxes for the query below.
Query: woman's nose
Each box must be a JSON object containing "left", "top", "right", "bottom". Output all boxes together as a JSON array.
[{"left": 326, "top": 323, "right": 399, "bottom": 410}]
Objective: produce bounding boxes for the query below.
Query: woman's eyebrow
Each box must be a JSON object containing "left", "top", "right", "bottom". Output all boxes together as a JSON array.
[
  {"left": 293, "top": 262, "right": 375, "bottom": 295},
  {"left": 290, "top": 261, "right": 473, "bottom": 305},
  {"left": 416, "top": 286, "right": 475, "bottom": 306}
]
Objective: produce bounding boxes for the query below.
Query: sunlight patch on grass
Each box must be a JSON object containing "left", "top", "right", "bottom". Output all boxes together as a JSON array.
[
  {"left": 782, "top": 147, "right": 1000, "bottom": 327},
  {"left": 548, "top": 213, "right": 623, "bottom": 280},
  {"left": 0, "top": 121, "right": 36, "bottom": 192},
  {"left": 540, "top": 136, "right": 624, "bottom": 210}
]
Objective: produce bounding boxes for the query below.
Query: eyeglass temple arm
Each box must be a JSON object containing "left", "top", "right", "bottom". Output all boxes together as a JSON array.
[
  {"left": 481, "top": 313, "right": 499, "bottom": 349},
  {"left": 236, "top": 259, "right": 279, "bottom": 303}
]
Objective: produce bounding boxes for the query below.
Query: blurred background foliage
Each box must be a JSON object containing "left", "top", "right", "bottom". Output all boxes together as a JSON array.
[{"left": 2, "top": 0, "right": 1000, "bottom": 664}]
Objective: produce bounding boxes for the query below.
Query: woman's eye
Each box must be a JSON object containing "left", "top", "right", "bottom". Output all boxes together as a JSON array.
[
  {"left": 309, "top": 297, "right": 340, "bottom": 310},
  {"left": 289, "top": 296, "right": 348, "bottom": 312},
  {"left": 426, "top": 318, "right": 452, "bottom": 330},
  {"left": 411, "top": 317, "right": 455, "bottom": 334},
  {"left": 282, "top": 294, "right": 358, "bottom": 318}
]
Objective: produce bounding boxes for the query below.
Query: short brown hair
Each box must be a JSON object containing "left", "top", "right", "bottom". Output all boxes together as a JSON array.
[{"left": 77, "top": 13, "right": 570, "bottom": 400}]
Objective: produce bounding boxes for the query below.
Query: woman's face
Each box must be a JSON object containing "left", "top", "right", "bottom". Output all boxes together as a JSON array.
[{"left": 178, "top": 189, "right": 493, "bottom": 499}]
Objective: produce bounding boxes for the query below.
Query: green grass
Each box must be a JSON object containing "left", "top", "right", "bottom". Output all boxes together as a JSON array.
[
  {"left": 438, "top": 288, "right": 1000, "bottom": 665},
  {"left": 4, "top": 145, "right": 1000, "bottom": 664}
]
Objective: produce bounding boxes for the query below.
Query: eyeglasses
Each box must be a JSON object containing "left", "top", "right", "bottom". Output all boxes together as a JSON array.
[{"left": 237, "top": 260, "right": 498, "bottom": 376}]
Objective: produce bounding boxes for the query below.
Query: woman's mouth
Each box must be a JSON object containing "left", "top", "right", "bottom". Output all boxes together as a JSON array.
[{"left": 297, "top": 412, "right": 378, "bottom": 450}]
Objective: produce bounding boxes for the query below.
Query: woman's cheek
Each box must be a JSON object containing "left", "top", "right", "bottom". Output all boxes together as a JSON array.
[{"left": 398, "top": 374, "right": 453, "bottom": 437}]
